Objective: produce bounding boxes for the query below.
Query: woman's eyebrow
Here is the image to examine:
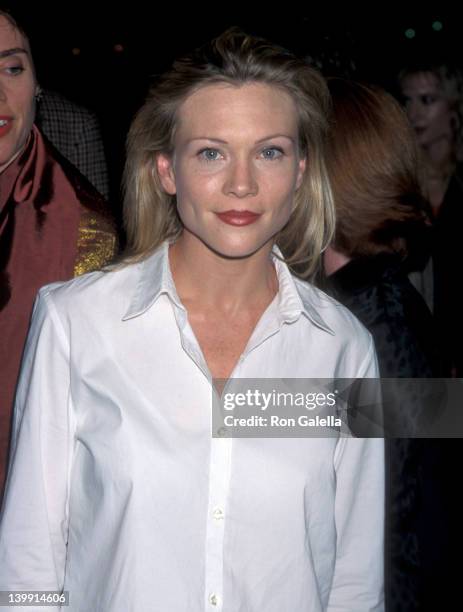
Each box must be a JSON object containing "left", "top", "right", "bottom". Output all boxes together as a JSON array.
[
  {"left": 0, "top": 47, "right": 28, "bottom": 59},
  {"left": 186, "top": 137, "right": 228, "bottom": 144},
  {"left": 186, "top": 134, "right": 295, "bottom": 145},
  {"left": 255, "top": 134, "right": 295, "bottom": 144}
]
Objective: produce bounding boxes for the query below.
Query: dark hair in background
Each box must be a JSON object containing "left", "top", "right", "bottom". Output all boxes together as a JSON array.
[
  {"left": 0, "top": 7, "right": 28, "bottom": 37},
  {"left": 326, "top": 78, "right": 432, "bottom": 262},
  {"left": 0, "top": 7, "right": 36, "bottom": 49},
  {"left": 0, "top": 6, "right": 38, "bottom": 78}
]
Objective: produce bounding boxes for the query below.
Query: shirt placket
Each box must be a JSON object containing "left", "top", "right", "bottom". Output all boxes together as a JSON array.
[
  {"left": 204, "top": 433, "right": 232, "bottom": 610},
  {"left": 173, "top": 296, "right": 289, "bottom": 611},
  {"left": 173, "top": 306, "right": 232, "bottom": 610}
]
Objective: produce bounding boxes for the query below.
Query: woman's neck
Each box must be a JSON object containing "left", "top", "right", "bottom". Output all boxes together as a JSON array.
[
  {"left": 420, "top": 141, "right": 456, "bottom": 213},
  {"left": 169, "top": 233, "right": 278, "bottom": 317},
  {"left": 421, "top": 138, "right": 456, "bottom": 180}
]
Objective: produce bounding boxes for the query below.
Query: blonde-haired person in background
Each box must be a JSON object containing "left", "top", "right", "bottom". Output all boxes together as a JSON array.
[
  {"left": 0, "top": 29, "right": 384, "bottom": 611},
  {"left": 399, "top": 59, "right": 463, "bottom": 377}
]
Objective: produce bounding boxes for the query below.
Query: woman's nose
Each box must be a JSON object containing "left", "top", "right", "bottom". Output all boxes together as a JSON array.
[
  {"left": 223, "top": 158, "right": 258, "bottom": 198},
  {"left": 406, "top": 100, "right": 422, "bottom": 123},
  {"left": 0, "top": 82, "right": 7, "bottom": 102}
]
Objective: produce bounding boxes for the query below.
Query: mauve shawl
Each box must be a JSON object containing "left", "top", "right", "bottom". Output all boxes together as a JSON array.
[{"left": 0, "top": 125, "right": 117, "bottom": 494}]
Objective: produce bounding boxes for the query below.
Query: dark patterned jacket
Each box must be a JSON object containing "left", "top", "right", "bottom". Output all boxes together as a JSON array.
[
  {"left": 36, "top": 90, "right": 110, "bottom": 200},
  {"left": 325, "top": 255, "right": 457, "bottom": 612}
]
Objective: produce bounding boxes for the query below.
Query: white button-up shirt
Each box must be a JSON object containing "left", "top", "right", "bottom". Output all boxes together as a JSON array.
[{"left": 0, "top": 243, "right": 384, "bottom": 611}]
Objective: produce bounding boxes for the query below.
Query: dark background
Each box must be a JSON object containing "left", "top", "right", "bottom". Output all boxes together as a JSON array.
[{"left": 8, "top": 4, "right": 462, "bottom": 207}]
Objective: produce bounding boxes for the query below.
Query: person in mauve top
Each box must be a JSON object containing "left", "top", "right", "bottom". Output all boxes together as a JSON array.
[{"left": 0, "top": 9, "right": 117, "bottom": 497}]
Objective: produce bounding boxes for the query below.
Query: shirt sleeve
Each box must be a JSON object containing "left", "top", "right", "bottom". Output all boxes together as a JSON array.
[
  {"left": 0, "top": 287, "right": 73, "bottom": 604},
  {"left": 327, "top": 338, "right": 385, "bottom": 612}
]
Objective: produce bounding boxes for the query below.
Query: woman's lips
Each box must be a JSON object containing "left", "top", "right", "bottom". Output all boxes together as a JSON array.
[
  {"left": 0, "top": 117, "right": 13, "bottom": 138},
  {"left": 215, "top": 210, "right": 261, "bottom": 226}
]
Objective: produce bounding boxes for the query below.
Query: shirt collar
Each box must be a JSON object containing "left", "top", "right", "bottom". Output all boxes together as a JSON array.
[
  {"left": 122, "top": 242, "right": 184, "bottom": 321},
  {"left": 122, "top": 242, "right": 334, "bottom": 335},
  {"left": 271, "top": 247, "right": 334, "bottom": 334}
]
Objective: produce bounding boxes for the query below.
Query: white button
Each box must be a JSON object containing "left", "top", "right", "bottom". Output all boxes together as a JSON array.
[
  {"left": 216, "top": 427, "right": 227, "bottom": 437},
  {"left": 209, "top": 593, "right": 219, "bottom": 606},
  {"left": 212, "top": 507, "right": 224, "bottom": 521}
]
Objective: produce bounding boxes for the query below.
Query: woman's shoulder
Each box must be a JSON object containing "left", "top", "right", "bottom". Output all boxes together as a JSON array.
[{"left": 36, "top": 261, "right": 141, "bottom": 323}]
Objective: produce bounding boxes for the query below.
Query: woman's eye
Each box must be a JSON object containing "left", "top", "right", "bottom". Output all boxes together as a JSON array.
[
  {"left": 261, "top": 147, "right": 283, "bottom": 160},
  {"left": 4, "top": 65, "right": 25, "bottom": 76},
  {"left": 422, "top": 95, "right": 437, "bottom": 105},
  {"left": 198, "top": 148, "right": 223, "bottom": 162}
]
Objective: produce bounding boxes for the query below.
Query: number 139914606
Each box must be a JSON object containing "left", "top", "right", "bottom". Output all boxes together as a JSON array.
[{"left": 0, "top": 591, "right": 69, "bottom": 606}]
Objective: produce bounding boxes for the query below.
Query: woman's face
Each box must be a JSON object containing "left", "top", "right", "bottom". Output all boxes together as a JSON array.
[
  {"left": 157, "top": 82, "right": 306, "bottom": 259},
  {"left": 0, "top": 16, "right": 36, "bottom": 173},
  {"left": 400, "top": 71, "right": 456, "bottom": 150}
]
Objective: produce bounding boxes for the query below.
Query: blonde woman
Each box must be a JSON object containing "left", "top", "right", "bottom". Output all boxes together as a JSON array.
[{"left": 0, "top": 29, "right": 384, "bottom": 611}]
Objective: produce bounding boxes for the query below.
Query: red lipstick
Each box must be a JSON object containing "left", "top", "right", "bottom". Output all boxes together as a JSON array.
[
  {"left": 0, "top": 117, "right": 13, "bottom": 138},
  {"left": 216, "top": 210, "right": 261, "bottom": 226}
]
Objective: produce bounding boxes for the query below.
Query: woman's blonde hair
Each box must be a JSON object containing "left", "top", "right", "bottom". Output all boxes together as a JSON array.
[{"left": 123, "top": 27, "right": 334, "bottom": 279}]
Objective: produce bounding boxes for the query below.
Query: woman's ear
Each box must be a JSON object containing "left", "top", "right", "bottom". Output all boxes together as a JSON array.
[{"left": 156, "top": 153, "right": 177, "bottom": 195}]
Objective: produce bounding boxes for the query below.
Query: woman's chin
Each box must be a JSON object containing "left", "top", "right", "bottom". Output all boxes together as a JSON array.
[
  {"left": 177, "top": 230, "right": 274, "bottom": 261},
  {"left": 203, "top": 236, "right": 274, "bottom": 261}
]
